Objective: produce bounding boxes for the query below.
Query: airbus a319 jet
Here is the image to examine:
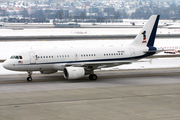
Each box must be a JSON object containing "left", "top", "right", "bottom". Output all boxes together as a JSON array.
[{"left": 3, "top": 15, "right": 161, "bottom": 82}]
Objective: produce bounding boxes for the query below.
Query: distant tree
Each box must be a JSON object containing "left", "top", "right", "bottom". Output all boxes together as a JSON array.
[
  {"left": 114, "top": 11, "right": 121, "bottom": 19},
  {"left": 149, "top": 0, "right": 153, "bottom": 9},
  {"left": 97, "top": 11, "right": 103, "bottom": 18},
  {"left": 2, "top": 10, "right": 6, "bottom": 16},
  {"left": 13, "top": 11, "right": 17, "bottom": 16},
  {"left": 55, "top": 9, "right": 64, "bottom": 21},
  {"left": 21, "top": 9, "right": 29, "bottom": 18},
  {"left": 80, "top": 11, "right": 86, "bottom": 21},
  {"left": 130, "top": 7, "right": 152, "bottom": 19},
  {"left": 162, "top": 8, "right": 171, "bottom": 19},
  {"left": 74, "top": 9, "right": 82, "bottom": 17},
  {"left": 44, "top": 10, "right": 51, "bottom": 19},
  {"left": 139, "top": 1, "right": 142, "bottom": 6},
  {"left": 48, "top": 0, "right": 53, "bottom": 4},
  {"left": 120, "top": 9, "right": 128, "bottom": 19},
  {"left": 31, "top": 10, "right": 45, "bottom": 19}
]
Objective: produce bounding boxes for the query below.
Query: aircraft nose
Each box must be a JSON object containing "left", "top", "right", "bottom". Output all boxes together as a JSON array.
[
  {"left": 3, "top": 61, "right": 8, "bottom": 69},
  {"left": 3, "top": 61, "right": 11, "bottom": 70}
]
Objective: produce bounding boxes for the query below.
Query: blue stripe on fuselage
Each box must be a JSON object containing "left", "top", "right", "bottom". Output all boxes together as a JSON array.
[{"left": 21, "top": 52, "right": 155, "bottom": 66}]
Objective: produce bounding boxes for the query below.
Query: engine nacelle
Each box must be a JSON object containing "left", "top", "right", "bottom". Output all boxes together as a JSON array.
[
  {"left": 40, "top": 70, "right": 57, "bottom": 74},
  {"left": 63, "top": 67, "right": 85, "bottom": 79}
]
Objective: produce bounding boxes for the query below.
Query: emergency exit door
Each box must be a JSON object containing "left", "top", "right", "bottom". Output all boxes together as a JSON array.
[{"left": 29, "top": 51, "right": 36, "bottom": 64}]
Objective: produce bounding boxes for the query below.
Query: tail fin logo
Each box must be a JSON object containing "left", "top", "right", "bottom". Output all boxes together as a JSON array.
[{"left": 142, "top": 31, "right": 146, "bottom": 43}]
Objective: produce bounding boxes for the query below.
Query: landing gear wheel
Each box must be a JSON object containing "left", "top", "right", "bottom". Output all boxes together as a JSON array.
[
  {"left": 27, "top": 71, "right": 33, "bottom": 82},
  {"left": 89, "top": 74, "right": 98, "bottom": 80},
  {"left": 27, "top": 77, "right": 32, "bottom": 82}
]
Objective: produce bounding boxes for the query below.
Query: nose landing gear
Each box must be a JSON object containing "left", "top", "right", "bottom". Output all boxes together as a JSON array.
[{"left": 27, "top": 71, "right": 32, "bottom": 82}]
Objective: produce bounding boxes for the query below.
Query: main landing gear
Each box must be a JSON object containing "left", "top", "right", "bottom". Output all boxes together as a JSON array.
[
  {"left": 27, "top": 71, "right": 32, "bottom": 82},
  {"left": 89, "top": 74, "right": 98, "bottom": 80}
]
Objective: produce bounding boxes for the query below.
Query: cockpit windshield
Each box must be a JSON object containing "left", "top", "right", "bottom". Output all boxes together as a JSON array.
[{"left": 10, "top": 55, "right": 23, "bottom": 59}]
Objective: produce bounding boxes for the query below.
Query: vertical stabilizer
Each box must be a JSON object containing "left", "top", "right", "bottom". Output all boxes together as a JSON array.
[{"left": 130, "top": 15, "right": 160, "bottom": 47}]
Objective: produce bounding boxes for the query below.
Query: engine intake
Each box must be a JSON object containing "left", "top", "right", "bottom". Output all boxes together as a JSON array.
[{"left": 63, "top": 67, "right": 85, "bottom": 79}]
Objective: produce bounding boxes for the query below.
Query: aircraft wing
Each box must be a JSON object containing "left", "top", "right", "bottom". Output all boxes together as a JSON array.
[
  {"left": 65, "top": 61, "right": 132, "bottom": 69},
  {"left": 64, "top": 53, "right": 180, "bottom": 69}
]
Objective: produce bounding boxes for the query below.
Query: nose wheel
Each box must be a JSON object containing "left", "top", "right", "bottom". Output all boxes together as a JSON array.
[
  {"left": 89, "top": 74, "right": 98, "bottom": 80},
  {"left": 27, "top": 77, "right": 32, "bottom": 82},
  {"left": 27, "top": 71, "right": 32, "bottom": 82}
]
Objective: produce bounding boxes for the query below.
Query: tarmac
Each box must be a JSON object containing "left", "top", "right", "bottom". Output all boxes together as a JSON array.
[
  {"left": 0, "top": 84, "right": 180, "bottom": 120},
  {"left": 0, "top": 69, "right": 180, "bottom": 120}
]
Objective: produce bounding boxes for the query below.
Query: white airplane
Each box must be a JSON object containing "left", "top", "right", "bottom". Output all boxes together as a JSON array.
[{"left": 3, "top": 15, "right": 161, "bottom": 82}]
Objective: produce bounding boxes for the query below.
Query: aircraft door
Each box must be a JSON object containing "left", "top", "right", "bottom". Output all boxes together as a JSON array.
[
  {"left": 29, "top": 51, "right": 36, "bottom": 64},
  {"left": 129, "top": 48, "right": 135, "bottom": 58}
]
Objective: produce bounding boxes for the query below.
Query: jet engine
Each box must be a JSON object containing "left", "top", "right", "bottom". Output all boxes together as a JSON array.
[
  {"left": 40, "top": 70, "right": 57, "bottom": 74},
  {"left": 63, "top": 67, "right": 85, "bottom": 79}
]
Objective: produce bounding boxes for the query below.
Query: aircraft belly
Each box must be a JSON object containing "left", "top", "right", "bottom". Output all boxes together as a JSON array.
[
  {"left": 19, "top": 64, "right": 41, "bottom": 71},
  {"left": 41, "top": 64, "right": 54, "bottom": 71}
]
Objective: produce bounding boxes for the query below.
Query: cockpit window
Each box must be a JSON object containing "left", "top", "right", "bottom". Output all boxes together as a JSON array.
[
  {"left": 19, "top": 56, "right": 23, "bottom": 59},
  {"left": 10, "top": 56, "right": 15, "bottom": 59},
  {"left": 10, "top": 55, "right": 23, "bottom": 59}
]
